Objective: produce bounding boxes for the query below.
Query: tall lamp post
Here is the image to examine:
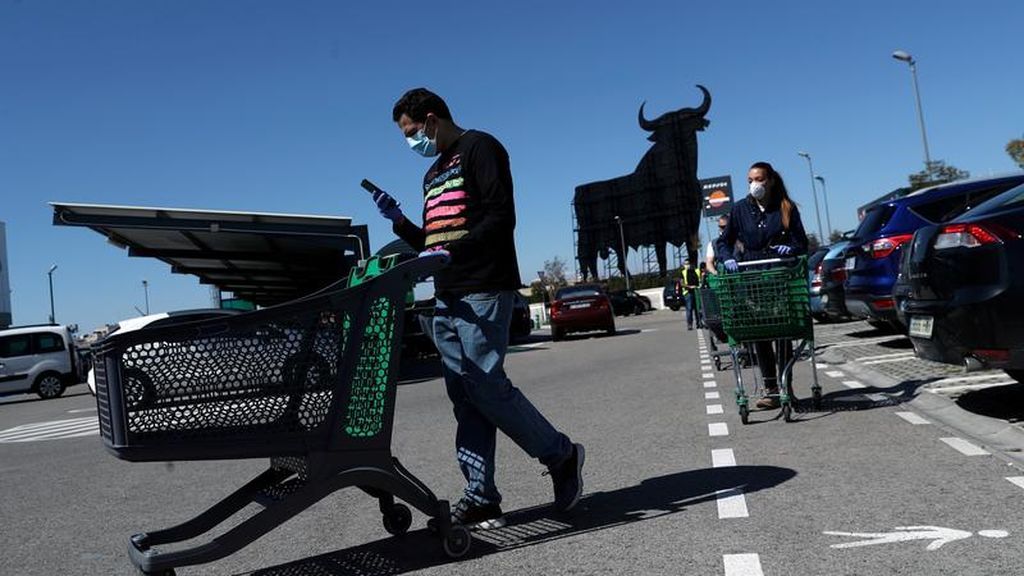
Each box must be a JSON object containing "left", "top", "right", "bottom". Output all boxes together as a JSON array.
[
  {"left": 47, "top": 264, "right": 58, "bottom": 324},
  {"left": 892, "top": 50, "right": 932, "bottom": 169},
  {"left": 613, "top": 216, "right": 631, "bottom": 291},
  {"left": 142, "top": 280, "right": 150, "bottom": 315},
  {"left": 797, "top": 151, "right": 825, "bottom": 242},
  {"left": 814, "top": 175, "right": 833, "bottom": 240}
]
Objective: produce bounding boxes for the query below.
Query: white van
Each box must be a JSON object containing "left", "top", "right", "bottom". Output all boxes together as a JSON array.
[{"left": 0, "top": 324, "right": 82, "bottom": 399}]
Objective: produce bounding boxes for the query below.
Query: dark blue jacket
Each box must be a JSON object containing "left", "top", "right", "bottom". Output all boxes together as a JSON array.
[{"left": 716, "top": 196, "right": 809, "bottom": 262}]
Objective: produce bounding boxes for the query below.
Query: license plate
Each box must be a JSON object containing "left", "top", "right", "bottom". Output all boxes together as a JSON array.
[
  {"left": 909, "top": 315, "right": 934, "bottom": 339},
  {"left": 845, "top": 256, "right": 856, "bottom": 271},
  {"left": 569, "top": 303, "right": 591, "bottom": 310}
]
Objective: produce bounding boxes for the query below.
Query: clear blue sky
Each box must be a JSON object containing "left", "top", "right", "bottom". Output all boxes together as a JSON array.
[{"left": 3, "top": 1, "right": 1022, "bottom": 332}]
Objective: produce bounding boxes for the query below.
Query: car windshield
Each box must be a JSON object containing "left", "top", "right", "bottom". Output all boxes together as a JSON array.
[
  {"left": 556, "top": 286, "right": 601, "bottom": 299},
  {"left": 959, "top": 182, "right": 1024, "bottom": 218}
]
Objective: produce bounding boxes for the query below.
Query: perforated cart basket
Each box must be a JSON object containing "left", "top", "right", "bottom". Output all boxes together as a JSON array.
[
  {"left": 706, "top": 257, "right": 812, "bottom": 343},
  {"left": 92, "top": 255, "right": 436, "bottom": 462}
]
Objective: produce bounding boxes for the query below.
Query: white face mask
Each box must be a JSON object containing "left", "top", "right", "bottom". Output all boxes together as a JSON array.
[
  {"left": 406, "top": 120, "right": 439, "bottom": 157},
  {"left": 749, "top": 181, "right": 767, "bottom": 200}
]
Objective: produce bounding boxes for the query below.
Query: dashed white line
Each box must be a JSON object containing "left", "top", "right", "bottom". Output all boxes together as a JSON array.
[
  {"left": 926, "top": 381, "right": 1016, "bottom": 394},
  {"left": 716, "top": 489, "right": 750, "bottom": 519},
  {"left": 723, "top": 553, "right": 764, "bottom": 576},
  {"left": 863, "top": 355, "right": 918, "bottom": 366},
  {"left": 895, "top": 412, "right": 930, "bottom": 425},
  {"left": 709, "top": 422, "right": 729, "bottom": 437},
  {"left": 825, "top": 370, "right": 845, "bottom": 378},
  {"left": 706, "top": 404, "right": 724, "bottom": 415},
  {"left": 854, "top": 351, "right": 916, "bottom": 363},
  {"left": 940, "top": 437, "right": 990, "bottom": 456},
  {"left": 702, "top": 372, "right": 715, "bottom": 379},
  {"left": 1006, "top": 477, "right": 1024, "bottom": 491},
  {"left": 712, "top": 448, "right": 736, "bottom": 467},
  {"left": 704, "top": 381, "right": 717, "bottom": 389},
  {"left": 841, "top": 380, "right": 866, "bottom": 389},
  {"left": 705, "top": 391, "right": 721, "bottom": 400}
]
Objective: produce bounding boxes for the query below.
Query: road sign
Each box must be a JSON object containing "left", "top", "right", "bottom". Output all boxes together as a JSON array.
[{"left": 701, "top": 176, "right": 733, "bottom": 217}]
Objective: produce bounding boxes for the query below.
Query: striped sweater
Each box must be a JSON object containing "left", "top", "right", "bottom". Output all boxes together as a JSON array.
[{"left": 394, "top": 130, "right": 522, "bottom": 294}]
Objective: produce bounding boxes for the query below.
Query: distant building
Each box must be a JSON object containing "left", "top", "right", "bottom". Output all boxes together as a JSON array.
[{"left": 0, "top": 221, "right": 10, "bottom": 328}]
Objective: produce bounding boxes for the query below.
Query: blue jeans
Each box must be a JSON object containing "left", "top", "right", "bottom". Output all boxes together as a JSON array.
[
  {"left": 433, "top": 290, "right": 571, "bottom": 506},
  {"left": 684, "top": 292, "right": 696, "bottom": 328}
]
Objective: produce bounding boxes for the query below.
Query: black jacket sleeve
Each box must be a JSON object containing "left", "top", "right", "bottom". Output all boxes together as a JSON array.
[{"left": 393, "top": 216, "right": 426, "bottom": 252}]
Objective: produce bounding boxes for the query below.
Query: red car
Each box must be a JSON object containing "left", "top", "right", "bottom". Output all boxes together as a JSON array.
[{"left": 549, "top": 285, "right": 616, "bottom": 341}]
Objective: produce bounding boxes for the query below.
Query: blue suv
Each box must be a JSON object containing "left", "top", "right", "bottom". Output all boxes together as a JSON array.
[{"left": 844, "top": 174, "right": 1024, "bottom": 330}]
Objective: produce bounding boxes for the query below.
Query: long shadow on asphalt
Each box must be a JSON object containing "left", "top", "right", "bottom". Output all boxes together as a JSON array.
[
  {"left": 955, "top": 382, "right": 1024, "bottom": 422},
  {"left": 782, "top": 380, "right": 927, "bottom": 423},
  {"left": 245, "top": 465, "right": 796, "bottom": 575}
]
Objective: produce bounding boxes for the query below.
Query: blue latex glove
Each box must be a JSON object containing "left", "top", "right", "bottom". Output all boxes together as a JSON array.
[
  {"left": 723, "top": 259, "right": 739, "bottom": 273},
  {"left": 774, "top": 245, "right": 794, "bottom": 256},
  {"left": 372, "top": 189, "right": 404, "bottom": 222}
]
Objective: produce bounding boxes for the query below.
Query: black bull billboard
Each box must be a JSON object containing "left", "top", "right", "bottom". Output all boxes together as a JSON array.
[{"left": 573, "top": 85, "right": 711, "bottom": 280}]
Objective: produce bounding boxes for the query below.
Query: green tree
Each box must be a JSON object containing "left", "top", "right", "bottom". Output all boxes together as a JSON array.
[
  {"left": 806, "top": 233, "right": 821, "bottom": 253},
  {"left": 908, "top": 160, "right": 969, "bottom": 191},
  {"left": 1007, "top": 136, "right": 1024, "bottom": 169},
  {"left": 828, "top": 229, "right": 845, "bottom": 243},
  {"left": 541, "top": 256, "right": 569, "bottom": 287}
]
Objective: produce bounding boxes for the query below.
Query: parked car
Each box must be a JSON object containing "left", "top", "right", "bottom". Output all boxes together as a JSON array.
[
  {"left": 608, "top": 289, "right": 649, "bottom": 316},
  {"left": 843, "top": 174, "right": 1024, "bottom": 331},
  {"left": 663, "top": 278, "right": 684, "bottom": 311},
  {"left": 899, "top": 180, "right": 1024, "bottom": 382},
  {"left": 549, "top": 284, "right": 616, "bottom": 341},
  {"left": 817, "top": 240, "right": 854, "bottom": 321},
  {"left": 510, "top": 293, "right": 533, "bottom": 341},
  {"left": 86, "top": 309, "right": 242, "bottom": 396},
  {"left": 807, "top": 245, "right": 832, "bottom": 321},
  {"left": 0, "top": 324, "right": 83, "bottom": 399}
]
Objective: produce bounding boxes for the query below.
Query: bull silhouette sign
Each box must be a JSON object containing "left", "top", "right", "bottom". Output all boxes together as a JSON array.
[{"left": 574, "top": 85, "right": 711, "bottom": 280}]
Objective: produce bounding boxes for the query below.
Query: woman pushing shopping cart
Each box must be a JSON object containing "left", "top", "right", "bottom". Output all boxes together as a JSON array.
[{"left": 710, "top": 161, "right": 821, "bottom": 423}]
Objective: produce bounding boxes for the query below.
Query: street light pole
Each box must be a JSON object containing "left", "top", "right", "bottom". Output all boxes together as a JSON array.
[
  {"left": 142, "top": 280, "right": 150, "bottom": 315},
  {"left": 892, "top": 50, "right": 932, "bottom": 169},
  {"left": 797, "top": 151, "right": 825, "bottom": 242},
  {"left": 47, "top": 264, "right": 58, "bottom": 324},
  {"left": 614, "top": 216, "right": 631, "bottom": 291},
  {"left": 814, "top": 175, "right": 833, "bottom": 240}
]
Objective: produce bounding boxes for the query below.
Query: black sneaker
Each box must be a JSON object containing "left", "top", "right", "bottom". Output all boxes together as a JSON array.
[
  {"left": 548, "top": 443, "right": 585, "bottom": 512},
  {"left": 451, "top": 497, "right": 506, "bottom": 530}
]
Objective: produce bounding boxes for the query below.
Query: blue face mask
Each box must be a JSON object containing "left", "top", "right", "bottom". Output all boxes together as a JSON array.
[{"left": 406, "top": 121, "right": 439, "bottom": 157}]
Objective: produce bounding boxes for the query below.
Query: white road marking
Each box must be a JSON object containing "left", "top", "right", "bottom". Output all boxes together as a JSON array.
[
  {"left": 930, "top": 373, "right": 1017, "bottom": 386},
  {"left": 67, "top": 408, "right": 97, "bottom": 414},
  {"left": 895, "top": 412, "right": 930, "bottom": 425},
  {"left": 1005, "top": 477, "right": 1024, "bottom": 491},
  {"left": 708, "top": 422, "right": 729, "bottom": 437},
  {"left": 723, "top": 553, "right": 764, "bottom": 576},
  {"left": 712, "top": 448, "right": 736, "bottom": 467},
  {"left": 842, "top": 380, "right": 866, "bottom": 389},
  {"left": 705, "top": 391, "right": 720, "bottom": 400},
  {"left": 854, "top": 351, "right": 916, "bottom": 363},
  {"left": 926, "top": 381, "right": 1016, "bottom": 394},
  {"left": 825, "top": 526, "right": 988, "bottom": 551},
  {"left": 863, "top": 356, "right": 919, "bottom": 366},
  {"left": 823, "top": 335, "right": 908, "bottom": 349},
  {"left": 0, "top": 417, "right": 99, "bottom": 443},
  {"left": 706, "top": 404, "right": 724, "bottom": 415},
  {"left": 865, "top": 393, "right": 888, "bottom": 402},
  {"left": 825, "top": 370, "right": 845, "bottom": 378},
  {"left": 940, "top": 437, "right": 990, "bottom": 456},
  {"left": 702, "top": 372, "right": 715, "bottom": 379},
  {"left": 716, "top": 488, "right": 750, "bottom": 519},
  {"left": 704, "top": 381, "right": 717, "bottom": 388}
]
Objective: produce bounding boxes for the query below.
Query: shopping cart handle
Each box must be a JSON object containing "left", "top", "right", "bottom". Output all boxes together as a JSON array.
[
  {"left": 390, "top": 251, "right": 451, "bottom": 281},
  {"left": 736, "top": 257, "right": 797, "bottom": 268}
]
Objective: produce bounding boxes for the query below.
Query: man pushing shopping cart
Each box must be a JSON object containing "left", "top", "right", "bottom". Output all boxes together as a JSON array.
[{"left": 711, "top": 161, "right": 821, "bottom": 423}]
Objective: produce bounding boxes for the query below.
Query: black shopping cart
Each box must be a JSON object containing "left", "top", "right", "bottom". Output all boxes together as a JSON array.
[
  {"left": 707, "top": 257, "right": 821, "bottom": 424},
  {"left": 92, "top": 254, "right": 471, "bottom": 575}
]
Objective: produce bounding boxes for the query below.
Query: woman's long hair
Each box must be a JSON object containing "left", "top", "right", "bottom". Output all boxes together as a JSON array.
[{"left": 750, "top": 161, "right": 795, "bottom": 229}]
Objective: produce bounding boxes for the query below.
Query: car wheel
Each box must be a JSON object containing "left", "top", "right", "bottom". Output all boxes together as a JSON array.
[
  {"left": 1006, "top": 370, "right": 1024, "bottom": 384},
  {"left": 634, "top": 303, "right": 644, "bottom": 316},
  {"left": 34, "top": 371, "right": 66, "bottom": 400},
  {"left": 606, "top": 321, "right": 617, "bottom": 336},
  {"left": 551, "top": 327, "right": 563, "bottom": 342}
]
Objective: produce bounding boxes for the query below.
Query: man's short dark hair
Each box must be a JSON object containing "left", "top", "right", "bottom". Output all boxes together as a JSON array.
[{"left": 392, "top": 88, "right": 453, "bottom": 123}]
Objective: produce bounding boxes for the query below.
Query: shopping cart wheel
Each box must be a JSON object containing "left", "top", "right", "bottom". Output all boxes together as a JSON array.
[
  {"left": 442, "top": 525, "right": 472, "bottom": 558},
  {"left": 382, "top": 503, "right": 412, "bottom": 536},
  {"left": 782, "top": 403, "right": 793, "bottom": 422},
  {"left": 137, "top": 569, "right": 175, "bottom": 576},
  {"left": 812, "top": 387, "right": 822, "bottom": 408},
  {"left": 739, "top": 404, "right": 749, "bottom": 425},
  {"left": 714, "top": 356, "right": 722, "bottom": 371}
]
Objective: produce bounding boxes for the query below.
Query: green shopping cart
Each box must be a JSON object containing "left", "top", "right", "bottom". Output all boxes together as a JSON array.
[{"left": 707, "top": 256, "right": 821, "bottom": 423}]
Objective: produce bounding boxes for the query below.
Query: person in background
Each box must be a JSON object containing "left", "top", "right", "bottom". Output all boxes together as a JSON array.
[
  {"left": 369, "top": 88, "right": 585, "bottom": 530},
  {"left": 705, "top": 214, "right": 730, "bottom": 275},
  {"left": 680, "top": 258, "right": 701, "bottom": 330},
  {"left": 716, "top": 161, "right": 809, "bottom": 409}
]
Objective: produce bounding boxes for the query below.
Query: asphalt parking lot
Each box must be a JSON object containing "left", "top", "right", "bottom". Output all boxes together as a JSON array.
[{"left": 3, "top": 311, "right": 1024, "bottom": 575}]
